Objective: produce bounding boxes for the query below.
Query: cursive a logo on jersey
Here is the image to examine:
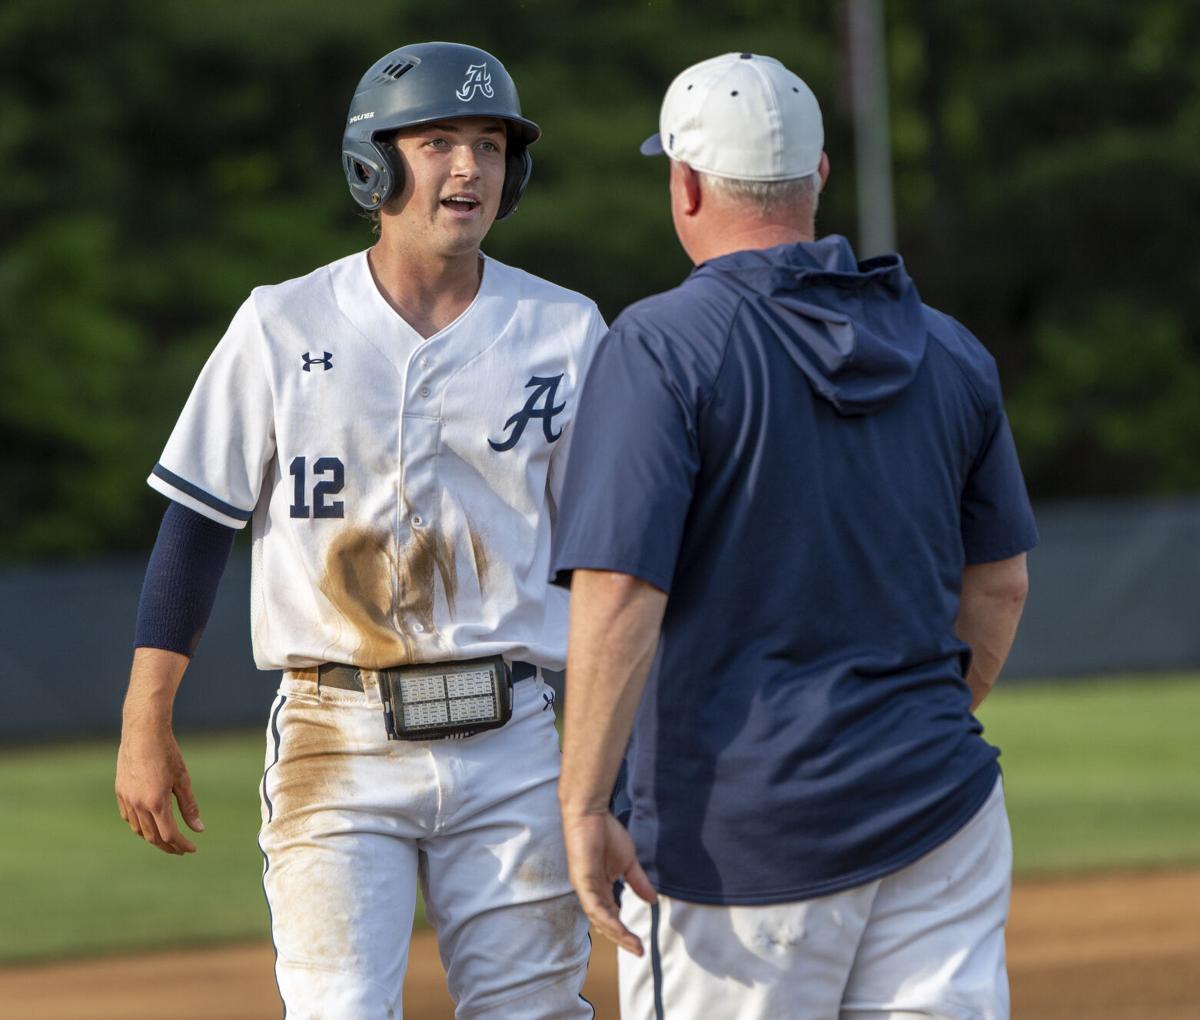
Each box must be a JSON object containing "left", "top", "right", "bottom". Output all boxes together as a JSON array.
[
  {"left": 456, "top": 63, "right": 494, "bottom": 102},
  {"left": 302, "top": 352, "right": 333, "bottom": 372},
  {"left": 489, "top": 374, "right": 566, "bottom": 451}
]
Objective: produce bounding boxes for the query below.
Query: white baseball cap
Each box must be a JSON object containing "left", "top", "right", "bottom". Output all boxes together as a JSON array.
[{"left": 640, "top": 52, "right": 824, "bottom": 181}]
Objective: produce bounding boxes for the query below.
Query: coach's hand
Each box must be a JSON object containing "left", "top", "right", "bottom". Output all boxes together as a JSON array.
[
  {"left": 115, "top": 648, "right": 204, "bottom": 855},
  {"left": 563, "top": 810, "right": 657, "bottom": 956}
]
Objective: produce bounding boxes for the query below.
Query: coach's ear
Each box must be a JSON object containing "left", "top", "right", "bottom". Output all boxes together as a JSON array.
[
  {"left": 681, "top": 162, "right": 702, "bottom": 215},
  {"left": 669, "top": 160, "right": 703, "bottom": 217}
]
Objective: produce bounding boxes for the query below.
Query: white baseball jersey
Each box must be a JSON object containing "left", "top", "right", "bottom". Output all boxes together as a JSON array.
[{"left": 149, "top": 250, "right": 606, "bottom": 672}]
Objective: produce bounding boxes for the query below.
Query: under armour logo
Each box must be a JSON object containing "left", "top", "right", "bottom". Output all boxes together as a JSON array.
[
  {"left": 489, "top": 375, "right": 566, "bottom": 452},
  {"left": 456, "top": 63, "right": 494, "bottom": 102},
  {"left": 302, "top": 352, "right": 333, "bottom": 372}
]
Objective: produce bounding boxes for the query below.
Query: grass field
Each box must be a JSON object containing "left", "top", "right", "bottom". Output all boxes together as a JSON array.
[
  {"left": 0, "top": 732, "right": 269, "bottom": 962},
  {"left": 1, "top": 674, "right": 1197, "bottom": 963},
  {"left": 978, "top": 673, "right": 1200, "bottom": 872}
]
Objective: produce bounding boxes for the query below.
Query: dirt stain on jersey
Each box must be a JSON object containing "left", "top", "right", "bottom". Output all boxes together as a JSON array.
[
  {"left": 320, "top": 527, "right": 406, "bottom": 667},
  {"left": 320, "top": 520, "right": 460, "bottom": 668},
  {"left": 398, "top": 514, "right": 458, "bottom": 634},
  {"left": 469, "top": 525, "right": 490, "bottom": 593}
]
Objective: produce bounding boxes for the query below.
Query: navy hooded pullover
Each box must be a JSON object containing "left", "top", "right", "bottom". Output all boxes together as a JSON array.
[{"left": 551, "top": 235, "right": 1038, "bottom": 904}]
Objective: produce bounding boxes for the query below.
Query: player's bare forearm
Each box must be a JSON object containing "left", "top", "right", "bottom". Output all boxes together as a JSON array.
[
  {"left": 115, "top": 648, "right": 205, "bottom": 855},
  {"left": 122, "top": 647, "right": 188, "bottom": 727},
  {"left": 560, "top": 570, "right": 667, "bottom": 818},
  {"left": 954, "top": 553, "right": 1029, "bottom": 710}
]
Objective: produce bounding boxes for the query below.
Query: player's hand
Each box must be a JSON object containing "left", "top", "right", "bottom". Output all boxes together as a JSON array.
[
  {"left": 115, "top": 723, "right": 205, "bottom": 856},
  {"left": 562, "top": 810, "right": 657, "bottom": 956}
]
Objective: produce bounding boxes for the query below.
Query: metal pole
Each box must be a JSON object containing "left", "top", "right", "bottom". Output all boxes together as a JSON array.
[{"left": 845, "top": 0, "right": 896, "bottom": 256}]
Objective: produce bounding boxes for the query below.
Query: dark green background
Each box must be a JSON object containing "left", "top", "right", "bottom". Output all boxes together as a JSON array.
[{"left": 3, "top": 0, "right": 1199, "bottom": 558}]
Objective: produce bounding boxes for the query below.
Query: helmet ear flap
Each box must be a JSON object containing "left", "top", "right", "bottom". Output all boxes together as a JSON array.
[
  {"left": 497, "top": 148, "right": 532, "bottom": 221},
  {"left": 342, "top": 138, "right": 402, "bottom": 212}
]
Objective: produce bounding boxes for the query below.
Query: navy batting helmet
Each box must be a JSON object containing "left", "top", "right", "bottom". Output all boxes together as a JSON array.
[{"left": 342, "top": 42, "right": 541, "bottom": 219}]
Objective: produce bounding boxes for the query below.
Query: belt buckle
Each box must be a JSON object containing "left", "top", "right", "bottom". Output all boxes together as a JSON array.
[{"left": 379, "top": 654, "right": 513, "bottom": 741}]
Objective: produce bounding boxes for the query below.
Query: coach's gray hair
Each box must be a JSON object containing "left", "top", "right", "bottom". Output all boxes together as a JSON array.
[{"left": 700, "top": 171, "right": 821, "bottom": 217}]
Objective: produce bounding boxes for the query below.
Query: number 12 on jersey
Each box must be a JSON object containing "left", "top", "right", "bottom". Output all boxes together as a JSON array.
[{"left": 289, "top": 456, "right": 345, "bottom": 519}]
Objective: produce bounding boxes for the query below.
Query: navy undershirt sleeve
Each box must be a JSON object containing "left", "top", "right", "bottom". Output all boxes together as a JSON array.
[{"left": 134, "top": 501, "right": 237, "bottom": 656}]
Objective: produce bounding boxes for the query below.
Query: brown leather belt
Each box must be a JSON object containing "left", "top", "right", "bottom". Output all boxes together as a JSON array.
[{"left": 306, "top": 659, "right": 538, "bottom": 692}]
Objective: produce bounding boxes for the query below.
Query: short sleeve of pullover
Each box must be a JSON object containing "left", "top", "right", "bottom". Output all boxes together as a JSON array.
[{"left": 959, "top": 354, "right": 1039, "bottom": 563}]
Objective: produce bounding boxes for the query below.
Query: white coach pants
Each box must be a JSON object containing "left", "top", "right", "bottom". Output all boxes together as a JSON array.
[
  {"left": 259, "top": 671, "right": 593, "bottom": 1020},
  {"left": 619, "top": 778, "right": 1011, "bottom": 1020}
]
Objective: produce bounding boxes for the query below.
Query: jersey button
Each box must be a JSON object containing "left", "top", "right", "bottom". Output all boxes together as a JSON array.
[
  {"left": 411, "top": 515, "right": 424, "bottom": 528},
  {"left": 419, "top": 385, "right": 431, "bottom": 398},
  {"left": 412, "top": 622, "right": 425, "bottom": 633}
]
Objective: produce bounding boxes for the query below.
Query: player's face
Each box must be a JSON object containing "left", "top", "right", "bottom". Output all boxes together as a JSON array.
[{"left": 385, "top": 117, "right": 508, "bottom": 256}]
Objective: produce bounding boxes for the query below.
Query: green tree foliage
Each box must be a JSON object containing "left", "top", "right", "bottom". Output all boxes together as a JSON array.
[
  {"left": 1, "top": 1, "right": 1197, "bottom": 558},
  {"left": 1007, "top": 303, "right": 1200, "bottom": 494},
  {"left": 889, "top": 0, "right": 1200, "bottom": 494}
]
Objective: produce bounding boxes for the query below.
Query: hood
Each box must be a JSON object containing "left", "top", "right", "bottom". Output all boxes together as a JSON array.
[{"left": 695, "top": 235, "right": 926, "bottom": 415}]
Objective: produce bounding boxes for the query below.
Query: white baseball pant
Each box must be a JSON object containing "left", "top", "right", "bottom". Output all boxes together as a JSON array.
[
  {"left": 259, "top": 670, "right": 593, "bottom": 1019},
  {"left": 619, "top": 777, "right": 1011, "bottom": 1020}
]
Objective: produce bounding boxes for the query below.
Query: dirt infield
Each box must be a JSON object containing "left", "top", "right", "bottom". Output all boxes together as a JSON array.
[{"left": 3, "top": 869, "right": 1198, "bottom": 1019}]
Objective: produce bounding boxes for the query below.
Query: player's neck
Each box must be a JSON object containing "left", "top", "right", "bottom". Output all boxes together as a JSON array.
[{"left": 367, "top": 243, "right": 484, "bottom": 339}]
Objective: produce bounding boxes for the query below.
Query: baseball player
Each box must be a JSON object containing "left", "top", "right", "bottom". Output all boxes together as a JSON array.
[
  {"left": 551, "top": 53, "right": 1037, "bottom": 1018},
  {"left": 114, "top": 42, "right": 603, "bottom": 1018}
]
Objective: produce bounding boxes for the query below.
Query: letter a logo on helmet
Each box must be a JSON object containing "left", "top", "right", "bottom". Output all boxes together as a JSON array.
[{"left": 456, "top": 63, "right": 495, "bottom": 101}]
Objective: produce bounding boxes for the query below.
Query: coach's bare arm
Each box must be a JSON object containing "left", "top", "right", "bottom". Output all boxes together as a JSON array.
[
  {"left": 955, "top": 552, "right": 1029, "bottom": 710},
  {"left": 115, "top": 648, "right": 205, "bottom": 855},
  {"left": 559, "top": 569, "right": 665, "bottom": 956}
]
